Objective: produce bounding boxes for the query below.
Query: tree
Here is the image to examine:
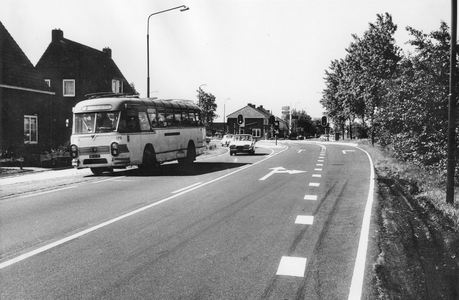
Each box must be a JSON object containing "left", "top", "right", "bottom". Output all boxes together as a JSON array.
[
  {"left": 196, "top": 87, "right": 218, "bottom": 133},
  {"left": 377, "top": 22, "right": 458, "bottom": 169}
]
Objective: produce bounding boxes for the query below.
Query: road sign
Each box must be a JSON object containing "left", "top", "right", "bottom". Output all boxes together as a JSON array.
[{"left": 282, "top": 106, "right": 290, "bottom": 111}]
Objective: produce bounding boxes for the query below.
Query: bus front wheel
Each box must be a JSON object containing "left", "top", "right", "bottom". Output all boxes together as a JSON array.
[
  {"left": 139, "top": 145, "right": 157, "bottom": 175},
  {"left": 90, "top": 167, "right": 112, "bottom": 175}
]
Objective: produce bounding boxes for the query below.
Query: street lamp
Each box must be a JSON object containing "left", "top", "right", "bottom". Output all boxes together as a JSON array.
[
  {"left": 224, "top": 98, "right": 230, "bottom": 134},
  {"left": 147, "top": 5, "right": 189, "bottom": 98}
]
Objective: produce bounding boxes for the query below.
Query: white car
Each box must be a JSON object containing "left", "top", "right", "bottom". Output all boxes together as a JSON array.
[
  {"left": 221, "top": 134, "right": 233, "bottom": 146},
  {"left": 229, "top": 134, "right": 256, "bottom": 155}
]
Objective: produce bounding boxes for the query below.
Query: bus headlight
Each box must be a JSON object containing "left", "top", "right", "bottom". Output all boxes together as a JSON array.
[
  {"left": 111, "top": 142, "right": 119, "bottom": 157},
  {"left": 70, "top": 144, "right": 78, "bottom": 158}
]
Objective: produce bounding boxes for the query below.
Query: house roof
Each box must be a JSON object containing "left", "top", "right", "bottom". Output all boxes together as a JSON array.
[
  {"left": 227, "top": 103, "right": 271, "bottom": 119},
  {"left": 0, "top": 21, "right": 53, "bottom": 93},
  {"left": 36, "top": 29, "right": 133, "bottom": 94}
]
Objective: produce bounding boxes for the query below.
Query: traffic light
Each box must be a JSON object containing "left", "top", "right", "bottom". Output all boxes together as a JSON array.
[
  {"left": 269, "top": 115, "right": 275, "bottom": 125},
  {"left": 321, "top": 116, "right": 328, "bottom": 127},
  {"left": 273, "top": 121, "right": 279, "bottom": 130},
  {"left": 237, "top": 114, "right": 244, "bottom": 125}
]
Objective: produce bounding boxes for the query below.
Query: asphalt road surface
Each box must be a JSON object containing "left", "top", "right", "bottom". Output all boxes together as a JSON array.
[{"left": 0, "top": 140, "right": 375, "bottom": 299}]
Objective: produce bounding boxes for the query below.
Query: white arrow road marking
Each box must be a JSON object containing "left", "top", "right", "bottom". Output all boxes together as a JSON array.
[
  {"left": 259, "top": 167, "right": 306, "bottom": 181},
  {"left": 342, "top": 150, "right": 356, "bottom": 154}
]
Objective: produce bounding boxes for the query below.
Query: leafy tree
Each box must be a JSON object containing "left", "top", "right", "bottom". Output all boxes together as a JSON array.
[
  {"left": 196, "top": 87, "right": 218, "bottom": 131},
  {"left": 377, "top": 22, "right": 458, "bottom": 169}
]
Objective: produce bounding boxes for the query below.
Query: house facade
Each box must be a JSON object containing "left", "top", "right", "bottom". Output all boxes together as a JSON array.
[
  {"left": 226, "top": 103, "right": 275, "bottom": 139},
  {"left": 0, "top": 22, "right": 55, "bottom": 163},
  {"left": 35, "top": 29, "right": 135, "bottom": 149}
]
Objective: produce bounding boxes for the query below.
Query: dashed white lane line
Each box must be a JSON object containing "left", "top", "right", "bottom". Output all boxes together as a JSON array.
[
  {"left": 314, "top": 168, "right": 322, "bottom": 171},
  {"left": 318, "top": 160, "right": 324, "bottom": 163},
  {"left": 276, "top": 256, "right": 307, "bottom": 277},
  {"left": 309, "top": 182, "right": 320, "bottom": 187},
  {"left": 312, "top": 174, "right": 321, "bottom": 178},
  {"left": 304, "top": 195, "right": 318, "bottom": 200},
  {"left": 317, "top": 164, "right": 323, "bottom": 167},
  {"left": 295, "top": 215, "right": 314, "bottom": 225}
]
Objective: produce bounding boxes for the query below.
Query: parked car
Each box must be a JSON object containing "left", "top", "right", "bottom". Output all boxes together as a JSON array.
[
  {"left": 221, "top": 134, "right": 233, "bottom": 146},
  {"left": 229, "top": 134, "right": 256, "bottom": 155}
]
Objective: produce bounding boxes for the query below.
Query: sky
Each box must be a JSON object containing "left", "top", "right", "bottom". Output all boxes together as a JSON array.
[{"left": 1, "top": 0, "right": 455, "bottom": 121}]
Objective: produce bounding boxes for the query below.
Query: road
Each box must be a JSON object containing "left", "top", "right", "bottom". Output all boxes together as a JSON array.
[{"left": 0, "top": 140, "right": 374, "bottom": 299}]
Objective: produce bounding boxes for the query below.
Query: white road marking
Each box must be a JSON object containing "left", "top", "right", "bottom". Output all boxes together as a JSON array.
[
  {"left": 318, "top": 160, "right": 324, "bottom": 163},
  {"left": 276, "top": 256, "right": 307, "bottom": 277},
  {"left": 91, "top": 176, "right": 126, "bottom": 184},
  {"left": 312, "top": 174, "right": 321, "bottom": 178},
  {"left": 309, "top": 182, "right": 320, "bottom": 187},
  {"left": 259, "top": 167, "right": 306, "bottom": 181},
  {"left": 172, "top": 182, "right": 202, "bottom": 194},
  {"left": 295, "top": 215, "right": 314, "bottom": 225},
  {"left": 19, "top": 186, "right": 77, "bottom": 199},
  {"left": 347, "top": 147, "right": 376, "bottom": 300},
  {"left": 314, "top": 168, "right": 322, "bottom": 171},
  {"left": 316, "top": 164, "right": 323, "bottom": 167},
  {"left": 304, "top": 195, "right": 318, "bottom": 200}
]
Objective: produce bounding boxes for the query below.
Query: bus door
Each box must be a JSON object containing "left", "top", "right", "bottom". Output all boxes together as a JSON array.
[{"left": 119, "top": 109, "right": 144, "bottom": 165}]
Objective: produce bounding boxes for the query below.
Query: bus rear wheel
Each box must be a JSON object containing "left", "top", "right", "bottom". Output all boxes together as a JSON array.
[{"left": 179, "top": 142, "right": 196, "bottom": 165}]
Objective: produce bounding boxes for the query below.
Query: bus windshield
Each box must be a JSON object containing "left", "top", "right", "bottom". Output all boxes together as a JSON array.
[{"left": 74, "top": 112, "right": 119, "bottom": 134}]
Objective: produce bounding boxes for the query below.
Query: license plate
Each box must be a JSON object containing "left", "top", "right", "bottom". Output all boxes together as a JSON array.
[{"left": 89, "top": 154, "right": 100, "bottom": 158}]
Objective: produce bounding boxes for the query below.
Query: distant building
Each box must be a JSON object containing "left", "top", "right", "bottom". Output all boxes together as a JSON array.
[
  {"left": 35, "top": 29, "right": 135, "bottom": 149},
  {"left": 226, "top": 103, "right": 277, "bottom": 139},
  {"left": 0, "top": 21, "right": 55, "bottom": 163}
]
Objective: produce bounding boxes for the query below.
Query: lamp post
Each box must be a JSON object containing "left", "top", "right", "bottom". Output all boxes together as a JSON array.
[
  {"left": 147, "top": 5, "right": 189, "bottom": 98},
  {"left": 224, "top": 98, "right": 230, "bottom": 134}
]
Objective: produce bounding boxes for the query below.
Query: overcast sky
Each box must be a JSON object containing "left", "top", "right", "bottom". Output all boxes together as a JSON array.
[{"left": 1, "top": 0, "right": 454, "bottom": 121}]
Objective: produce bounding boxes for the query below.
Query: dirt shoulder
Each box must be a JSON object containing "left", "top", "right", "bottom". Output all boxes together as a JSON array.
[{"left": 372, "top": 166, "right": 459, "bottom": 299}]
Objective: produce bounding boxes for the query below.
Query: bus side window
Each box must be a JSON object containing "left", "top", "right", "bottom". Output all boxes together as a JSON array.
[
  {"left": 189, "top": 111, "right": 196, "bottom": 126},
  {"left": 157, "top": 108, "right": 167, "bottom": 127},
  {"left": 166, "top": 108, "right": 176, "bottom": 127},
  {"left": 139, "top": 111, "right": 151, "bottom": 131},
  {"left": 182, "top": 110, "right": 190, "bottom": 127},
  {"left": 174, "top": 110, "right": 182, "bottom": 127},
  {"left": 147, "top": 108, "right": 157, "bottom": 127}
]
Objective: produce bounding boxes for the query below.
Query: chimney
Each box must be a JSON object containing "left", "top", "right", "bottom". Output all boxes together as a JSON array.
[
  {"left": 52, "top": 28, "right": 63, "bottom": 42},
  {"left": 103, "top": 47, "right": 112, "bottom": 58},
  {"left": 248, "top": 103, "right": 255, "bottom": 108}
]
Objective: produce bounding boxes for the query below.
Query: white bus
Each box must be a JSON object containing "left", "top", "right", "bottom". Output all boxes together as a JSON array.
[{"left": 70, "top": 93, "right": 206, "bottom": 175}]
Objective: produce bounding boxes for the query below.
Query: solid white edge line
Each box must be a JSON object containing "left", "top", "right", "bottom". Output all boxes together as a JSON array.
[
  {"left": 0, "top": 145, "right": 289, "bottom": 270},
  {"left": 347, "top": 146, "right": 375, "bottom": 300},
  {"left": 172, "top": 182, "right": 203, "bottom": 194},
  {"left": 19, "top": 186, "right": 77, "bottom": 199}
]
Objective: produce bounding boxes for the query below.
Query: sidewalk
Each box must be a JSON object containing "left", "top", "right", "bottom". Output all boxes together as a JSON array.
[{"left": 0, "top": 167, "right": 92, "bottom": 185}]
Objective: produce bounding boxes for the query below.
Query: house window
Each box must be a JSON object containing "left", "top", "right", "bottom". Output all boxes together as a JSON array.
[
  {"left": 45, "top": 79, "right": 51, "bottom": 87},
  {"left": 112, "top": 79, "right": 123, "bottom": 93},
  {"left": 63, "top": 79, "right": 75, "bottom": 97},
  {"left": 24, "top": 115, "right": 38, "bottom": 144},
  {"left": 252, "top": 128, "right": 261, "bottom": 137}
]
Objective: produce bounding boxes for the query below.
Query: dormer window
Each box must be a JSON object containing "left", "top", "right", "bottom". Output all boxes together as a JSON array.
[
  {"left": 112, "top": 79, "right": 123, "bottom": 93},
  {"left": 45, "top": 79, "right": 51, "bottom": 87},
  {"left": 63, "top": 79, "right": 75, "bottom": 97}
]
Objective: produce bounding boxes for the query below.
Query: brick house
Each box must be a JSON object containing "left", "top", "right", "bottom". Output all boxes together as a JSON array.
[{"left": 0, "top": 22, "right": 55, "bottom": 163}]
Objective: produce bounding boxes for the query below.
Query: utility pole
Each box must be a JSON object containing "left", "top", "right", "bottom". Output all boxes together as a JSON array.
[{"left": 446, "top": 0, "right": 457, "bottom": 204}]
